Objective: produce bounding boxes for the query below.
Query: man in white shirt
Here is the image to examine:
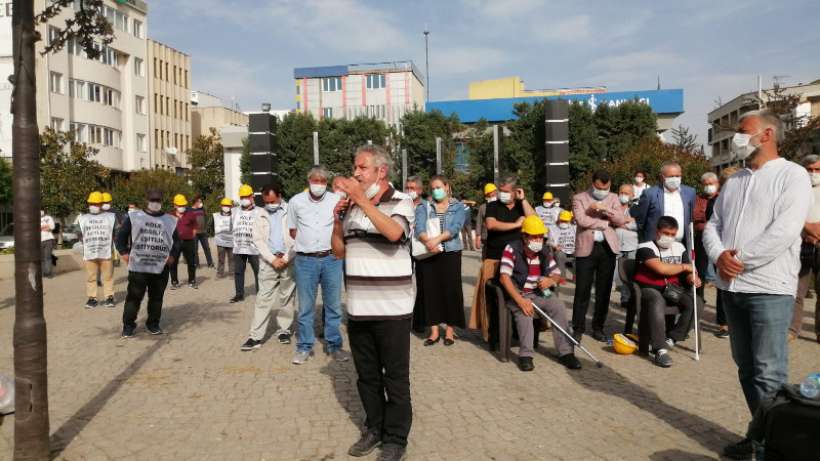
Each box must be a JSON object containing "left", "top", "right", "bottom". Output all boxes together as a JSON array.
[
  {"left": 288, "top": 165, "right": 346, "bottom": 365},
  {"left": 790, "top": 154, "right": 820, "bottom": 344},
  {"left": 40, "top": 209, "right": 56, "bottom": 278},
  {"left": 703, "top": 110, "right": 812, "bottom": 460}
]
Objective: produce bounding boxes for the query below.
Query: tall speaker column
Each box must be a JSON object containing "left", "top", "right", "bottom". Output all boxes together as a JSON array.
[
  {"left": 247, "top": 112, "right": 278, "bottom": 205},
  {"left": 544, "top": 100, "right": 570, "bottom": 205}
]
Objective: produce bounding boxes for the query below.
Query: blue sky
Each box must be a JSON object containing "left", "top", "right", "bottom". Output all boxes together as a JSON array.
[{"left": 149, "top": 0, "right": 820, "bottom": 150}]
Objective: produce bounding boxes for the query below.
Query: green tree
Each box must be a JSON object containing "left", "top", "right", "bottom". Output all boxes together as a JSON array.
[
  {"left": 111, "top": 168, "right": 193, "bottom": 211},
  {"left": 319, "top": 115, "right": 394, "bottom": 182},
  {"left": 399, "top": 110, "right": 460, "bottom": 182},
  {"left": 277, "top": 112, "right": 317, "bottom": 196},
  {"left": 670, "top": 125, "right": 699, "bottom": 152},
  {"left": 39, "top": 128, "right": 109, "bottom": 220},
  {"left": 0, "top": 158, "right": 12, "bottom": 203}
]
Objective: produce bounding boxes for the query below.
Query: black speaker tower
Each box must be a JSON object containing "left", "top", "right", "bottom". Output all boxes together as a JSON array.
[
  {"left": 544, "top": 100, "right": 571, "bottom": 205},
  {"left": 247, "top": 112, "right": 278, "bottom": 205}
]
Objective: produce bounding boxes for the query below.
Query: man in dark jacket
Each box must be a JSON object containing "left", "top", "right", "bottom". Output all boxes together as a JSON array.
[{"left": 116, "top": 189, "right": 181, "bottom": 338}]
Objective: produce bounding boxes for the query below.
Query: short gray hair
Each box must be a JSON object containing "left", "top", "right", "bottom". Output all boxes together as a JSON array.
[
  {"left": 701, "top": 172, "right": 718, "bottom": 183},
  {"left": 801, "top": 154, "right": 820, "bottom": 167},
  {"left": 739, "top": 109, "right": 785, "bottom": 144},
  {"left": 307, "top": 165, "right": 329, "bottom": 181},
  {"left": 355, "top": 144, "right": 392, "bottom": 173},
  {"left": 406, "top": 175, "right": 422, "bottom": 186},
  {"left": 499, "top": 174, "right": 518, "bottom": 188},
  {"left": 660, "top": 161, "right": 681, "bottom": 176}
]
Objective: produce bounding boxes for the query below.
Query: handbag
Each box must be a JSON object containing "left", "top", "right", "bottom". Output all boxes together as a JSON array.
[
  {"left": 411, "top": 203, "right": 443, "bottom": 260},
  {"left": 662, "top": 280, "right": 685, "bottom": 304}
]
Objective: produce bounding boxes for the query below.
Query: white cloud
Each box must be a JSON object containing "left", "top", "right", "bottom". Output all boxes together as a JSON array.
[
  {"left": 533, "top": 15, "right": 592, "bottom": 42},
  {"left": 430, "top": 45, "right": 512, "bottom": 77}
]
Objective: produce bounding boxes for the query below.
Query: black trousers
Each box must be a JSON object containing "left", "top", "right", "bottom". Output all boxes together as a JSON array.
[
  {"left": 233, "top": 253, "right": 259, "bottom": 298},
  {"left": 194, "top": 232, "right": 213, "bottom": 266},
  {"left": 348, "top": 317, "right": 412, "bottom": 447},
  {"left": 641, "top": 287, "right": 703, "bottom": 351},
  {"left": 123, "top": 267, "right": 170, "bottom": 329},
  {"left": 572, "top": 241, "right": 617, "bottom": 334},
  {"left": 170, "top": 239, "right": 197, "bottom": 284}
]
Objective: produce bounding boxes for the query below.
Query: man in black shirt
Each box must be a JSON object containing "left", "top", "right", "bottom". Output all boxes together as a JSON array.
[{"left": 468, "top": 175, "right": 535, "bottom": 341}]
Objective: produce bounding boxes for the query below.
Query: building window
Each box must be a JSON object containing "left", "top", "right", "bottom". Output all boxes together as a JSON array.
[
  {"left": 166, "top": 97, "right": 170, "bottom": 116},
  {"left": 135, "top": 95, "right": 145, "bottom": 114},
  {"left": 296, "top": 84, "right": 300, "bottom": 95},
  {"left": 165, "top": 62, "right": 169, "bottom": 81},
  {"left": 366, "top": 74, "right": 385, "bottom": 89},
  {"left": 137, "top": 133, "right": 146, "bottom": 152},
  {"left": 322, "top": 107, "right": 333, "bottom": 118},
  {"left": 184, "top": 70, "right": 188, "bottom": 88},
  {"left": 160, "top": 131, "right": 164, "bottom": 149},
  {"left": 322, "top": 77, "right": 341, "bottom": 92},
  {"left": 133, "top": 57, "right": 143, "bottom": 76},
  {"left": 47, "top": 26, "right": 60, "bottom": 45},
  {"left": 49, "top": 72, "right": 63, "bottom": 94},
  {"left": 174, "top": 133, "right": 179, "bottom": 149},
  {"left": 154, "top": 129, "right": 159, "bottom": 148},
  {"left": 114, "top": 10, "right": 128, "bottom": 33},
  {"left": 50, "top": 117, "right": 64, "bottom": 131},
  {"left": 173, "top": 65, "right": 177, "bottom": 85},
  {"left": 153, "top": 58, "right": 158, "bottom": 78},
  {"left": 296, "top": 101, "right": 300, "bottom": 110},
  {"left": 132, "top": 19, "right": 143, "bottom": 38},
  {"left": 185, "top": 103, "right": 189, "bottom": 121}
]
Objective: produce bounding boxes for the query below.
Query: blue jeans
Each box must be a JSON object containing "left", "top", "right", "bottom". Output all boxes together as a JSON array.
[
  {"left": 723, "top": 291, "right": 793, "bottom": 415},
  {"left": 293, "top": 254, "right": 343, "bottom": 353}
]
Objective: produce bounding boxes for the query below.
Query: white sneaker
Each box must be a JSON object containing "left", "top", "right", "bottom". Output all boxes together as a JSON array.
[
  {"left": 292, "top": 350, "right": 312, "bottom": 365},
  {"left": 665, "top": 338, "right": 676, "bottom": 349}
]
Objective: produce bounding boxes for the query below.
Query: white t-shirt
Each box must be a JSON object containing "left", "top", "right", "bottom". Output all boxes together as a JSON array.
[{"left": 663, "top": 188, "right": 685, "bottom": 241}]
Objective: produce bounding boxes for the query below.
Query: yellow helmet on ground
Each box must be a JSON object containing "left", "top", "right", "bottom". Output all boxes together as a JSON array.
[
  {"left": 558, "top": 210, "right": 573, "bottom": 222},
  {"left": 483, "top": 183, "right": 497, "bottom": 195},
  {"left": 173, "top": 194, "right": 188, "bottom": 206},
  {"left": 612, "top": 333, "right": 637, "bottom": 355},
  {"left": 101, "top": 192, "right": 113, "bottom": 203},
  {"left": 521, "top": 215, "right": 547, "bottom": 236},
  {"left": 220, "top": 198, "right": 233, "bottom": 207},
  {"left": 87, "top": 191, "right": 103, "bottom": 203},
  {"left": 239, "top": 184, "right": 253, "bottom": 197},
  {"left": 542, "top": 192, "right": 554, "bottom": 200}
]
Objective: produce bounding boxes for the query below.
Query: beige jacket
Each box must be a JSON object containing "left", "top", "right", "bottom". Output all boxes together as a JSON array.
[{"left": 252, "top": 202, "right": 296, "bottom": 266}]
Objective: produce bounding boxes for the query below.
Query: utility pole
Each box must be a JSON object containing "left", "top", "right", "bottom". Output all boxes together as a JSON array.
[
  {"left": 435, "top": 136, "right": 442, "bottom": 175},
  {"left": 492, "top": 125, "right": 500, "bottom": 185},
  {"left": 312, "top": 131, "right": 319, "bottom": 165},
  {"left": 424, "top": 29, "right": 430, "bottom": 102},
  {"left": 12, "top": 1, "right": 51, "bottom": 458},
  {"left": 402, "top": 148, "right": 408, "bottom": 189}
]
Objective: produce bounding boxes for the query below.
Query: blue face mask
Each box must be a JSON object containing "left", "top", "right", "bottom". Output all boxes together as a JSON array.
[{"left": 432, "top": 188, "right": 447, "bottom": 202}]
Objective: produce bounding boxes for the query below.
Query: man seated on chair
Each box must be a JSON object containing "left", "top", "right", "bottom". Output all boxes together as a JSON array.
[
  {"left": 634, "top": 216, "right": 702, "bottom": 368},
  {"left": 498, "top": 215, "right": 581, "bottom": 372}
]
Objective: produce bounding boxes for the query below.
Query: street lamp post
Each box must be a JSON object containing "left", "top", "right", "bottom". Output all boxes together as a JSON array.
[{"left": 423, "top": 29, "right": 430, "bottom": 102}]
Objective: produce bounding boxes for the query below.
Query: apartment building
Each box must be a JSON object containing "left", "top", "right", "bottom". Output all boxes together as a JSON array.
[{"left": 147, "top": 39, "right": 191, "bottom": 173}]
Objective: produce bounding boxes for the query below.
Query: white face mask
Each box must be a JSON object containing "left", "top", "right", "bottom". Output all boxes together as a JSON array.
[
  {"left": 364, "top": 182, "right": 381, "bottom": 199},
  {"left": 486, "top": 196, "right": 497, "bottom": 203},
  {"left": 102, "top": 203, "right": 111, "bottom": 211},
  {"left": 619, "top": 194, "right": 631, "bottom": 205},
  {"left": 498, "top": 191, "right": 512, "bottom": 204},
  {"left": 635, "top": 176, "right": 645, "bottom": 185},
  {"left": 704, "top": 184, "right": 718, "bottom": 195},
  {"left": 309, "top": 183, "right": 327, "bottom": 197},
  {"left": 147, "top": 201, "right": 162, "bottom": 212},
  {"left": 407, "top": 190, "right": 418, "bottom": 200},
  {"left": 265, "top": 203, "right": 280, "bottom": 213},
  {"left": 656, "top": 235, "right": 676, "bottom": 249},
  {"left": 89, "top": 205, "right": 101, "bottom": 214},
  {"left": 664, "top": 177, "right": 681, "bottom": 191},
  {"left": 526, "top": 240, "right": 543, "bottom": 253},
  {"left": 221, "top": 206, "right": 231, "bottom": 213},
  {"left": 558, "top": 222, "right": 570, "bottom": 229},
  {"left": 543, "top": 201, "right": 553, "bottom": 208},
  {"left": 335, "top": 190, "right": 348, "bottom": 200},
  {"left": 591, "top": 188, "right": 609, "bottom": 200},
  {"left": 731, "top": 132, "right": 761, "bottom": 160},
  {"left": 811, "top": 173, "right": 820, "bottom": 187},
  {"left": 240, "top": 198, "right": 252, "bottom": 208},
  {"left": 176, "top": 206, "right": 187, "bottom": 214},
  {"left": 40, "top": 210, "right": 45, "bottom": 217}
]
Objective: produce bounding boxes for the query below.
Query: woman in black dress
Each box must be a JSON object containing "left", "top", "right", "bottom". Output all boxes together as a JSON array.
[{"left": 413, "top": 175, "right": 467, "bottom": 346}]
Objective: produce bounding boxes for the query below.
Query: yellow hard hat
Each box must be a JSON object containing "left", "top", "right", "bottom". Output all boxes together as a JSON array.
[
  {"left": 173, "top": 194, "right": 188, "bottom": 207},
  {"left": 239, "top": 184, "right": 253, "bottom": 197},
  {"left": 87, "top": 191, "right": 103, "bottom": 203},
  {"left": 220, "top": 198, "right": 233, "bottom": 207},
  {"left": 483, "top": 183, "right": 497, "bottom": 195},
  {"left": 521, "top": 215, "right": 547, "bottom": 236},
  {"left": 542, "top": 192, "right": 554, "bottom": 200},
  {"left": 559, "top": 210, "right": 573, "bottom": 222},
  {"left": 101, "top": 192, "right": 112, "bottom": 202},
  {"left": 612, "top": 333, "right": 637, "bottom": 355}
]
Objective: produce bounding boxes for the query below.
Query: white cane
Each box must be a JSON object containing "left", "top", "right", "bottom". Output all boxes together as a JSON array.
[{"left": 689, "top": 223, "right": 700, "bottom": 361}]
